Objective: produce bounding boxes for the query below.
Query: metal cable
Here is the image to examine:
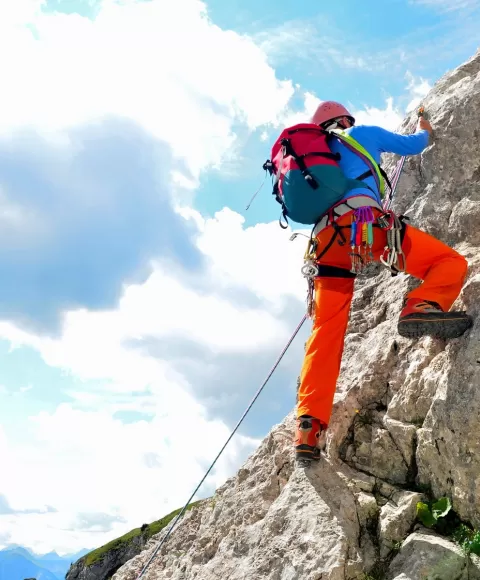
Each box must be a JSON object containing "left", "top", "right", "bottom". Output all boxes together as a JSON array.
[{"left": 136, "top": 314, "right": 307, "bottom": 578}]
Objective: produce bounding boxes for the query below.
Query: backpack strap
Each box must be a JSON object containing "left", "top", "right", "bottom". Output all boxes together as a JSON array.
[
  {"left": 328, "top": 129, "right": 388, "bottom": 197},
  {"left": 263, "top": 158, "right": 290, "bottom": 227},
  {"left": 279, "top": 138, "right": 320, "bottom": 190},
  {"left": 355, "top": 166, "right": 393, "bottom": 192}
]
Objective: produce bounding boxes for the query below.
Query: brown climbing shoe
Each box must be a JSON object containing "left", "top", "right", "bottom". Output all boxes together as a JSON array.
[
  {"left": 398, "top": 298, "right": 473, "bottom": 339},
  {"left": 294, "top": 415, "right": 326, "bottom": 463}
]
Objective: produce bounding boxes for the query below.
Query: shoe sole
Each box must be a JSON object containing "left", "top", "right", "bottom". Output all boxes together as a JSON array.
[
  {"left": 295, "top": 445, "right": 321, "bottom": 463},
  {"left": 398, "top": 313, "right": 473, "bottom": 339}
]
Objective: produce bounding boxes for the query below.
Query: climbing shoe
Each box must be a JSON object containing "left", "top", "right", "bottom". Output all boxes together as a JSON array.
[
  {"left": 295, "top": 415, "right": 325, "bottom": 463},
  {"left": 398, "top": 298, "right": 473, "bottom": 339}
]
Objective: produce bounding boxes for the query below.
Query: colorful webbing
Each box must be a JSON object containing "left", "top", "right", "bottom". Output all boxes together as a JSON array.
[
  {"left": 350, "top": 220, "right": 357, "bottom": 247},
  {"left": 349, "top": 205, "right": 376, "bottom": 273},
  {"left": 330, "top": 130, "right": 385, "bottom": 196}
]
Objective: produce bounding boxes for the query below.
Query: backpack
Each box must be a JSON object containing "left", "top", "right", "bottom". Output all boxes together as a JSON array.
[{"left": 263, "top": 124, "right": 391, "bottom": 227}]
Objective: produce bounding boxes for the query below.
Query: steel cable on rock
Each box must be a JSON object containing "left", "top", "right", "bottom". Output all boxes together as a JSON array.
[{"left": 136, "top": 314, "right": 307, "bottom": 579}]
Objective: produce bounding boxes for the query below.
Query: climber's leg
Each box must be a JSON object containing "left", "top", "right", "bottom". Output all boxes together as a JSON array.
[
  {"left": 397, "top": 224, "right": 472, "bottom": 339},
  {"left": 296, "top": 273, "right": 355, "bottom": 460}
]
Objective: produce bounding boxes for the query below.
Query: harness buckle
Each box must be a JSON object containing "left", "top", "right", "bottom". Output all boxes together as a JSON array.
[{"left": 301, "top": 260, "right": 320, "bottom": 278}]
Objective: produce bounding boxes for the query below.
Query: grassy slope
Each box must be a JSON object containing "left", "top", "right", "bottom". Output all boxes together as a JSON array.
[{"left": 84, "top": 500, "right": 204, "bottom": 567}]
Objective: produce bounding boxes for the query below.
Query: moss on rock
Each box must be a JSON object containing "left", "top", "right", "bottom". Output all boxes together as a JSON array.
[{"left": 84, "top": 500, "right": 204, "bottom": 567}]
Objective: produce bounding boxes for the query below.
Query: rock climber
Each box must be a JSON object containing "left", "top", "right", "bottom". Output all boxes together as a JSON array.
[{"left": 295, "top": 101, "right": 473, "bottom": 463}]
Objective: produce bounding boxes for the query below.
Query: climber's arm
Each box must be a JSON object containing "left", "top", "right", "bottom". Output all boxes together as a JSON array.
[{"left": 370, "top": 124, "right": 431, "bottom": 156}]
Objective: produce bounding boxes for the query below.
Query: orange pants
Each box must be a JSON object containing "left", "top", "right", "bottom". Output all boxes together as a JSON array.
[{"left": 297, "top": 211, "right": 469, "bottom": 426}]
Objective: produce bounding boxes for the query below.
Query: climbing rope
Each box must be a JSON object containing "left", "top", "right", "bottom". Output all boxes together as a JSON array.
[{"left": 136, "top": 314, "right": 307, "bottom": 579}]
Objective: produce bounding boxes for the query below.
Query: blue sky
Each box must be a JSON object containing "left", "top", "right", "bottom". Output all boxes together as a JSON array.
[{"left": 0, "top": 0, "right": 479, "bottom": 556}]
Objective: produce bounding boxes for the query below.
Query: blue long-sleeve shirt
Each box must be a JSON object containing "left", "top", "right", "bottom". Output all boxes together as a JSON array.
[{"left": 328, "top": 125, "right": 430, "bottom": 204}]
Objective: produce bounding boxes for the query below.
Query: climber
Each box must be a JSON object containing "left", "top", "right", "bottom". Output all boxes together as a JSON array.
[{"left": 295, "top": 101, "right": 472, "bottom": 463}]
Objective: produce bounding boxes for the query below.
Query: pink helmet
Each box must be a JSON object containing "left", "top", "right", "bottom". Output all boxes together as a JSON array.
[{"left": 311, "top": 101, "right": 355, "bottom": 126}]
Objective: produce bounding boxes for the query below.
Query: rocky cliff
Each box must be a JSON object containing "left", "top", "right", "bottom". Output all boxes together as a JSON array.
[
  {"left": 65, "top": 504, "right": 203, "bottom": 580},
  {"left": 106, "top": 49, "right": 480, "bottom": 579}
]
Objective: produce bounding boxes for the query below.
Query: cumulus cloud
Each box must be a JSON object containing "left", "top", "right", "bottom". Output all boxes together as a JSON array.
[
  {"left": 0, "top": 121, "right": 204, "bottom": 335},
  {"left": 0, "top": 397, "right": 261, "bottom": 553},
  {"left": 0, "top": 493, "right": 56, "bottom": 515},
  {"left": 0, "top": 0, "right": 374, "bottom": 556},
  {"left": 277, "top": 91, "right": 404, "bottom": 132},
  {"left": 350, "top": 97, "right": 404, "bottom": 131},
  {"left": 0, "top": 204, "right": 310, "bottom": 553},
  {"left": 410, "top": 0, "right": 480, "bottom": 12},
  {"left": 405, "top": 71, "right": 432, "bottom": 113},
  {"left": 0, "top": 0, "right": 294, "bottom": 178},
  {"left": 0, "top": 0, "right": 300, "bottom": 337}
]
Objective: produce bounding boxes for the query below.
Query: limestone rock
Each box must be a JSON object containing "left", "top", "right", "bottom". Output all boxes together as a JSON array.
[
  {"left": 108, "top": 48, "right": 480, "bottom": 580},
  {"left": 378, "top": 491, "right": 423, "bottom": 558},
  {"left": 387, "top": 530, "right": 480, "bottom": 580}
]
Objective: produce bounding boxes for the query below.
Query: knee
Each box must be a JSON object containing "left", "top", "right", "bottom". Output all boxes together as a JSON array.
[{"left": 454, "top": 252, "right": 469, "bottom": 281}]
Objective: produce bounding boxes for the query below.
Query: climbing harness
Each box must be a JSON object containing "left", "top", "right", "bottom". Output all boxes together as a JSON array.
[{"left": 135, "top": 314, "right": 307, "bottom": 579}]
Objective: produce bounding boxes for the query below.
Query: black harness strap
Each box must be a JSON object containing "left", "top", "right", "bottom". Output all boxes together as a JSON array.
[
  {"left": 299, "top": 151, "right": 341, "bottom": 162},
  {"left": 315, "top": 222, "right": 350, "bottom": 261},
  {"left": 315, "top": 264, "right": 357, "bottom": 279},
  {"left": 355, "top": 166, "right": 393, "bottom": 192},
  {"left": 280, "top": 138, "right": 318, "bottom": 190}
]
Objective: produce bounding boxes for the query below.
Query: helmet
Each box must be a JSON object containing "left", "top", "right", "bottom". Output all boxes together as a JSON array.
[{"left": 311, "top": 101, "right": 355, "bottom": 126}]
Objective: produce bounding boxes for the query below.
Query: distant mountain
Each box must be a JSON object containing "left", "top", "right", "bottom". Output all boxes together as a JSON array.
[
  {"left": 66, "top": 549, "right": 90, "bottom": 562},
  {"left": 36, "top": 551, "right": 63, "bottom": 561},
  {"left": 0, "top": 551, "right": 58, "bottom": 580},
  {"left": 0, "top": 546, "right": 90, "bottom": 580}
]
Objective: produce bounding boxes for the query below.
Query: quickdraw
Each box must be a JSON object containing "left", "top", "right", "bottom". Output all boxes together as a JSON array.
[
  {"left": 378, "top": 211, "right": 407, "bottom": 274},
  {"left": 298, "top": 236, "right": 320, "bottom": 319}
]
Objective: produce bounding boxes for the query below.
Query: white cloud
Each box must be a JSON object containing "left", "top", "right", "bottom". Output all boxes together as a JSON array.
[
  {"left": 0, "top": 0, "right": 294, "bottom": 179},
  {"left": 278, "top": 91, "right": 321, "bottom": 127},
  {"left": 405, "top": 71, "right": 432, "bottom": 113},
  {"left": 256, "top": 20, "right": 372, "bottom": 72},
  {"left": 0, "top": 0, "right": 308, "bottom": 555},
  {"left": 0, "top": 207, "right": 308, "bottom": 383},
  {"left": 0, "top": 406, "right": 260, "bottom": 554},
  {"left": 0, "top": 206, "right": 308, "bottom": 553},
  {"left": 278, "top": 91, "right": 404, "bottom": 132},
  {"left": 410, "top": 0, "right": 480, "bottom": 12},
  {"left": 350, "top": 97, "right": 404, "bottom": 131}
]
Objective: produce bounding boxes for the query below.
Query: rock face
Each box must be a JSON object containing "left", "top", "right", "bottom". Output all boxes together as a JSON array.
[
  {"left": 387, "top": 530, "right": 480, "bottom": 580},
  {"left": 66, "top": 534, "right": 146, "bottom": 580},
  {"left": 65, "top": 504, "right": 204, "bottom": 580},
  {"left": 112, "top": 49, "right": 480, "bottom": 579}
]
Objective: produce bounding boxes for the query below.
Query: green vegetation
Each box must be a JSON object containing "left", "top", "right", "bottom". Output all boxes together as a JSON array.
[
  {"left": 416, "top": 496, "right": 480, "bottom": 557},
  {"left": 416, "top": 497, "right": 452, "bottom": 529},
  {"left": 361, "top": 567, "right": 387, "bottom": 580},
  {"left": 453, "top": 524, "right": 480, "bottom": 556},
  {"left": 84, "top": 500, "right": 204, "bottom": 567}
]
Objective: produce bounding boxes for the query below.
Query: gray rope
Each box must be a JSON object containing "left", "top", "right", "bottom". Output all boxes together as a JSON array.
[{"left": 136, "top": 314, "right": 307, "bottom": 579}]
